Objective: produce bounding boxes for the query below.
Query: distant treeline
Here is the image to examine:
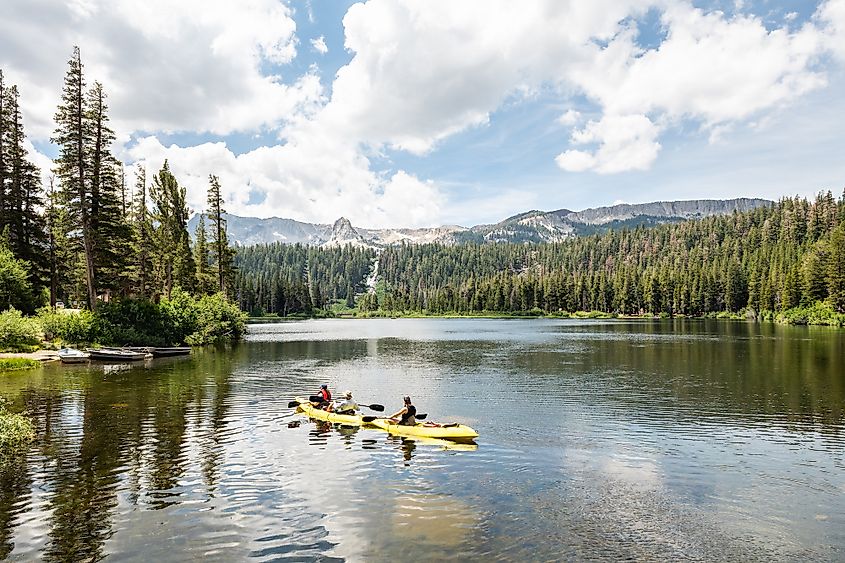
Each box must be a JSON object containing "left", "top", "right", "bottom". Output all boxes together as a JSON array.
[
  {"left": 233, "top": 192, "right": 845, "bottom": 321},
  {"left": 233, "top": 244, "right": 375, "bottom": 316}
]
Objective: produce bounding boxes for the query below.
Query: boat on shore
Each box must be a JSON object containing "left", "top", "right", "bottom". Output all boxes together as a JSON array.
[
  {"left": 57, "top": 348, "right": 89, "bottom": 364},
  {"left": 128, "top": 346, "right": 192, "bottom": 357},
  {"left": 86, "top": 348, "right": 147, "bottom": 362}
]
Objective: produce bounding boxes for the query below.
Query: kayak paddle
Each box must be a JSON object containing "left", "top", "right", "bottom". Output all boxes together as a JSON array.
[
  {"left": 307, "top": 395, "right": 385, "bottom": 411},
  {"left": 362, "top": 413, "right": 428, "bottom": 423}
]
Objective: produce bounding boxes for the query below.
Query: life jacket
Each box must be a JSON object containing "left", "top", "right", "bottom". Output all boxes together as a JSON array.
[
  {"left": 319, "top": 388, "right": 331, "bottom": 402},
  {"left": 399, "top": 405, "right": 416, "bottom": 425}
]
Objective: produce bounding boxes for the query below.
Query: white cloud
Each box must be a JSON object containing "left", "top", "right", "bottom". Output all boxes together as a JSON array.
[
  {"left": 311, "top": 36, "right": 328, "bottom": 55},
  {"left": 4, "top": 0, "right": 845, "bottom": 226},
  {"left": 128, "top": 135, "right": 443, "bottom": 229},
  {"left": 818, "top": 0, "right": 845, "bottom": 61},
  {"left": 318, "top": 0, "right": 840, "bottom": 174},
  {"left": 557, "top": 109, "right": 582, "bottom": 126},
  {"left": 0, "top": 0, "right": 319, "bottom": 139},
  {"left": 557, "top": 114, "right": 661, "bottom": 174}
]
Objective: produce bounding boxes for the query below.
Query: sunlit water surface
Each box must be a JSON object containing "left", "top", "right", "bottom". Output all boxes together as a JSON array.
[{"left": 1, "top": 319, "right": 843, "bottom": 561}]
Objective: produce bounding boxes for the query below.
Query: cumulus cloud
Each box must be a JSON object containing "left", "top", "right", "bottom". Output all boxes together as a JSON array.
[
  {"left": 311, "top": 36, "right": 328, "bottom": 55},
  {"left": 0, "top": 0, "right": 320, "bottom": 139},
  {"left": 3, "top": 0, "right": 845, "bottom": 226},
  {"left": 817, "top": 0, "right": 845, "bottom": 61},
  {"left": 128, "top": 135, "right": 443, "bottom": 229},
  {"left": 322, "top": 0, "right": 839, "bottom": 173},
  {"left": 557, "top": 114, "right": 661, "bottom": 174},
  {"left": 557, "top": 109, "right": 582, "bottom": 126}
]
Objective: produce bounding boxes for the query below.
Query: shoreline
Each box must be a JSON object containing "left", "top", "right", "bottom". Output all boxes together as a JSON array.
[{"left": 0, "top": 350, "right": 60, "bottom": 362}]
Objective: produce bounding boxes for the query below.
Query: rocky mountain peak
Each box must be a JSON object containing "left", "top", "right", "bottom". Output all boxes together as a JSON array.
[{"left": 323, "top": 217, "right": 369, "bottom": 247}]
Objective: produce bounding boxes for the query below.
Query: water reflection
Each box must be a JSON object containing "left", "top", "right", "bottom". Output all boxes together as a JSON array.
[{"left": 0, "top": 320, "right": 842, "bottom": 560}]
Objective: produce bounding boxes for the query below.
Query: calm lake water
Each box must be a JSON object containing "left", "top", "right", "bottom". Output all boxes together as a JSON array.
[{"left": 1, "top": 318, "right": 844, "bottom": 561}]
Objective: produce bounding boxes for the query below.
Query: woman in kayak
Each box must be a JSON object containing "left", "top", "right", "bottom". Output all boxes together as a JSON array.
[
  {"left": 389, "top": 396, "right": 417, "bottom": 426},
  {"left": 313, "top": 384, "right": 332, "bottom": 409}
]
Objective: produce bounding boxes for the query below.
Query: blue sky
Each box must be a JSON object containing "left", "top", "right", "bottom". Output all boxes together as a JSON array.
[{"left": 2, "top": 0, "right": 844, "bottom": 227}]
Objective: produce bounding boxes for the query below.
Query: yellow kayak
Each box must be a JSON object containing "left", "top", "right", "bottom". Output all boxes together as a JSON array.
[
  {"left": 294, "top": 397, "right": 364, "bottom": 425},
  {"left": 367, "top": 417, "right": 478, "bottom": 442}
]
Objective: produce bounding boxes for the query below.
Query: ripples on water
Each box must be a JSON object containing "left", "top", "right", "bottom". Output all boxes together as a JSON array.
[{"left": 0, "top": 318, "right": 843, "bottom": 561}]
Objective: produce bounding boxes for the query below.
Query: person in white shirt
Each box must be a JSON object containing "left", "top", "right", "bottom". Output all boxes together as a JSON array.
[{"left": 329, "top": 391, "right": 358, "bottom": 415}]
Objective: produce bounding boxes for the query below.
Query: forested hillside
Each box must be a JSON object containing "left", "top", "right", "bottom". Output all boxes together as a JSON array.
[
  {"left": 233, "top": 192, "right": 845, "bottom": 322},
  {"left": 233, "top": 244, "right": 376, "bottom": 316}
]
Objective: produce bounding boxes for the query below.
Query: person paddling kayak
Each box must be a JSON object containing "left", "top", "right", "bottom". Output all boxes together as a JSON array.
[
  {"left": 313, "top": 384, "right": 332, "bottom": 409},
  {"left": 389, "top": 396, "right": 417, "bottom": 426},
  {"left": 327, "top": 390, "right": 358, "bottom": 414}
]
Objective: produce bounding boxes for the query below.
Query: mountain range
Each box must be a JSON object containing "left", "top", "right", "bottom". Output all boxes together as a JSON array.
[{"left": 188, "top": 198, "right": 772, "bottom": 248}]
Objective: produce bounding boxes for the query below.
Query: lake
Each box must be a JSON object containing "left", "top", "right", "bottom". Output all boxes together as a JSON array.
[{"left": 1, "top": 318, "right": 843, "bottom": 561}]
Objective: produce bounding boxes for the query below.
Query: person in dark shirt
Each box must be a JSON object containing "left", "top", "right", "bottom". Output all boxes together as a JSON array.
[{"left": 389, "top": 396, "right": 417, "bottom": 425}]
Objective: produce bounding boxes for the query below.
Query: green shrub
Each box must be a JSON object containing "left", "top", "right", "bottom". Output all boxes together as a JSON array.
[
  {"left": 0, "top": 308, "right": 41, "bottom": 352},
  {"left": 186, "top": 293, "right": 247, "bottom": 345},
  {"left": 0, "top": 358, "right": 40, "bottom": 372},
  {"left": 0, "top": 239, "right": 41, "bottom": 314},
  {"left": 777, "top": 301, "right": 845, "bottom": 327},
  {"left": 94, "top": 298, "right": 175, "bottom": 346},
  {"left": 38, "top": 308, "right": 95, "bottom": 344},
  {"left": 0, "top": 398, "right": 35, "bottom": 456}
]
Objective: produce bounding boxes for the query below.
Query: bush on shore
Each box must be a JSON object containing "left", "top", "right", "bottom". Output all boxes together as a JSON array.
[
  {"left": 37, "top": 290, "right": 247, "bottom": 347},
  {"left": 776, "top": 302, "right": 845, "bottom": 327},
  {"left": 0, "top": 308, "right": 41, "bottom": 352}
]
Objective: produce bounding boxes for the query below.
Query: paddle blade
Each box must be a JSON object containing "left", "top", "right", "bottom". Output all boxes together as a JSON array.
[
  {"left": 287, "top": 401, "right": 300, "bottom": 408},
  {"left": 308, "top": 395, "right": 322, "bottom": 402},
  {"left": 366, "top": 404, "right": 385, "bottom": 412},
  {"left": 362, "top": 416, "right": 379, "bottom": 423},
  {"left": 416, "top": 413, "right": 427, "bottom": 420}
]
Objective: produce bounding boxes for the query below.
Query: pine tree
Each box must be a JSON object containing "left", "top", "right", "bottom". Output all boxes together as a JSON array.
[
  {"left": 52, "top": 46, "right": 97, "bottom": 309},
  {"left": 206, "top": 174, "right": 235, "bottom": 295},
  {"left": 150, "top": 160, "right": 194, "bottom": 298},
  {"left": 0, "top": 70, "right": 8, "bottom": 231},
  {"left": 4, "top": 84, "right": 46, "bottom": 278},
  {"left": 86, "top": 81, "right": 132, "bottom": 296},
  {"left": 131, "top": 165, "right": 154, "bottom": 297},
  {"left": 194, "top": 214, "right": 214, "bottom": 295},
  {"left": 827, "top": 225, "right": 845, "bottom": 313}
]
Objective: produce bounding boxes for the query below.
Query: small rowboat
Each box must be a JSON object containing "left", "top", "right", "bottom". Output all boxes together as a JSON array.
[
  {"left": 57, "top": 348, "right": 89, "bottom": 364},
  {"left": 86, "top": 348, "right": 147, "bottom": 362},
  {"left": 128, "top": 346, "right": 191, "bottom": 357}
]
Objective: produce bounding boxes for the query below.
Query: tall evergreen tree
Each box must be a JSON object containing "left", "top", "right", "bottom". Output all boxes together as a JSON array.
[
  {"left": 52, "top": 46, "right": 97, "bottom": 308},
  {"left": 0, "top": 69, "right": 8, "bottom": 230},
  {"left": 150, "top": 160, "right": 194, "bottom": 297},
  {"left": 206, "top": 174, "right": 234, "bottom": 295},
  {"left": 828, "top": 225, "right": 845, "bottom": 313},
  {"left": 194, "top": 214, "right": 214, "bottom": 295},
  {"left": 85, "top": 81, "right": 132, "bottom": 296},
  {"left": 3, "top": 84, "right": 46, "bottom": 279},
  {"left": 131, "top": 165, "right": 154, "bottom": 297}
]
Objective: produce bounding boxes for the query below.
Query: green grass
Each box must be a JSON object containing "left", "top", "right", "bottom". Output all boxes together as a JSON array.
[{"left": 0, "top": 358, "right": 40, "bottom": 372}]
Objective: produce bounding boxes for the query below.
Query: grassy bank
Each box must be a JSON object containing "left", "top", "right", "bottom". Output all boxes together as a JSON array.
[{"left": 0, "top": 358, "right": 40, "bottom": 372}]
